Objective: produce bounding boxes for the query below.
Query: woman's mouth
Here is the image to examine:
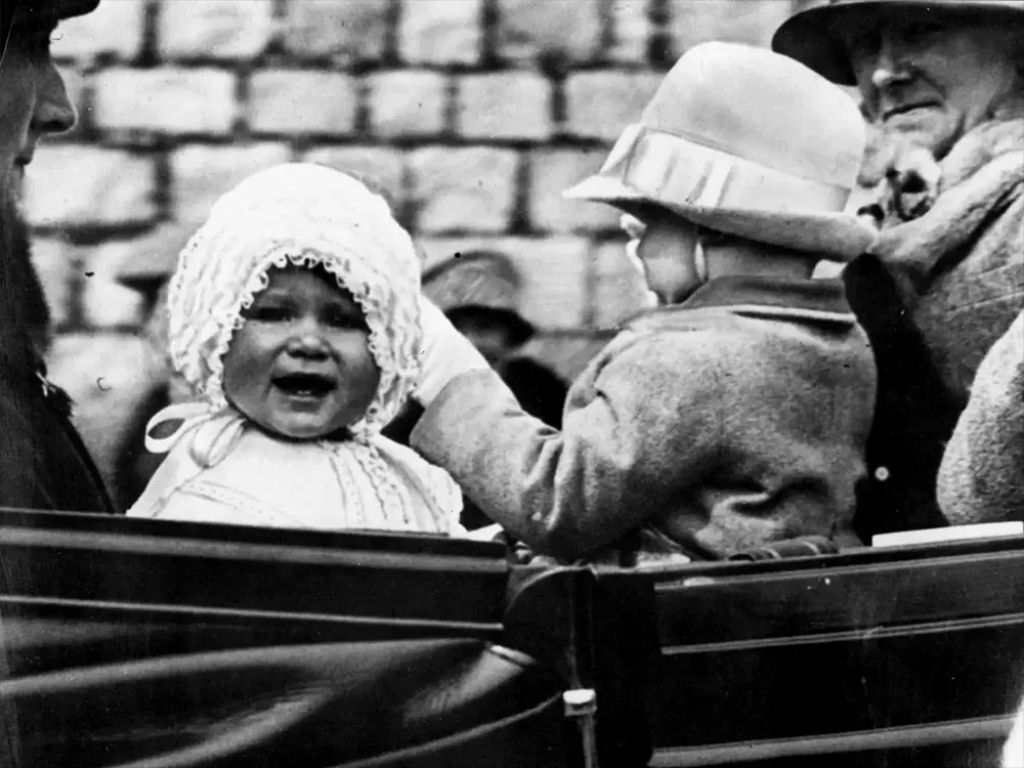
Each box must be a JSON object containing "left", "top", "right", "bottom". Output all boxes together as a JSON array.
[
  {"left": 882, "top": 102, "right": 939, "bottom": 121},
  {"left": 272, "top": 372, "right": 335, "bottom": 399}
]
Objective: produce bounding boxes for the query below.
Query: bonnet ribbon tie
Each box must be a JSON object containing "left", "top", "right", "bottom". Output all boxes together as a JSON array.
[{"left": 144, "top": 402, "right": 247, "bottom": 468}]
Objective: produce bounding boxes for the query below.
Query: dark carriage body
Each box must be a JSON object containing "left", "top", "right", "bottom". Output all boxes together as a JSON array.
[{"left": 1, "top": 508, "right": 1022, "bottom": 766}]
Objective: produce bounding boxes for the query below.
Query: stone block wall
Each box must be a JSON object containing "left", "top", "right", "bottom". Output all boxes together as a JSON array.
[{"left": 29, "top": 0, "right": 809, "bottom": 496}]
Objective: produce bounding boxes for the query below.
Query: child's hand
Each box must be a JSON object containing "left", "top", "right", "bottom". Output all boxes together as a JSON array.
[{"left": 414, "top": 299, "right": 489, "bottom": 406}]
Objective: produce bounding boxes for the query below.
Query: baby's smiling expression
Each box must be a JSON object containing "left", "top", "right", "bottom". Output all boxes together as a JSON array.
[{"left": 221, "top": 266, "right": 381, "bottom": 440}]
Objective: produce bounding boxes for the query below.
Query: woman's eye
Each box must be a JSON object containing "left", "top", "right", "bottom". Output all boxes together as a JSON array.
[
  {"left": 900, "top": 22, "right": 942, "bottom": 46},
  {"left": 847, "top": 30, "right": 879, "bottom": 59}
]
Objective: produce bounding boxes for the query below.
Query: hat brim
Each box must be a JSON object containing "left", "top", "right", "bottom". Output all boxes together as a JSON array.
[
  {"left": 563, "top": 174, "right": 672, "bottom": 223},
  {"left": 565, "top": 173, "right": 875, "bottom": 262},
  {"left": 564, "top": 173, "right": 647, "bottom": 207},
  {"left": 56, "top": 0, "right": 100, "bottom": 19},
  {"left": 12, "top": 0, "right": 100, "bottom": 24},
  {"left": 667, "top": 203, "right": 876, "bottom": 262},
  {"left": 772, "top": 1, "right": 1024, "bottom": 85}
]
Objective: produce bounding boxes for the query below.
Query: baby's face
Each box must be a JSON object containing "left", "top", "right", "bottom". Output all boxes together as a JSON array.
[{"left": 221, "top": 266, "right": 380, "bottom": 439}]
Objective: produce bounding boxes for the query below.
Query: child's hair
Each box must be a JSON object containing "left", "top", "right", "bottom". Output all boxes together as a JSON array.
[{"left": 167, "top": 163, "right": 422, "bottom": 438}]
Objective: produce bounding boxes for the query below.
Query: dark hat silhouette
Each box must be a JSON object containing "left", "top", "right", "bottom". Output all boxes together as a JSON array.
[{"left": 422, "top": 250, "right": 535, "bottom": 345}]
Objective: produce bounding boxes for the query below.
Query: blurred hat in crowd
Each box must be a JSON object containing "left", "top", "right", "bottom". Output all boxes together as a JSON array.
[
  {"left": 772, "top": 0, "right": 1024, "bottom": 85},
  {"left": 564, "top": 41, "right": 875, "bottom": 261},
  {"left": 422, "top": 251, "right": 535, "bottom": 346}
]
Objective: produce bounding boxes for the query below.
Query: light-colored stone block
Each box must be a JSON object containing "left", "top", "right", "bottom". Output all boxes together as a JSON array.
[
  {"left": 158, "top": 0, "right": 275, "bottom": 60},
  {"left": 418, "top": 236, "right": 590, "bottom": 328},
  {"left": 170, "top": 143, "right": 293, "bottom": 225},
  {"left": 248, "top": 70, "right": 358, "bottom": 135},
  {"left": 398, "top": 0, "right": 483, "bottom": 65},
  {"left": 528, "top": 147, "right": 620, "bottom": 232},
  {"left": 456, "top": 72, "right": 553, "bottom": 141},
  {"left": 48, "top": 332, "right": 169, "bottom": 493},
  {"left": 93, "top": 68, "right": 237, "bottom": 135},
  {"left": 591, "top": 239, "right": 656, "bottom": 328},
  {"left": 29, "top": 236, "right": 78, "bottom": 330},
  {"left": 409, "top": 147, "right": 519, "bottom": 233},
  {"left": 283, "top": 0, "right": 390, "bottom": 64},
  {"left": 563, "top": 70, "right": 661, "bottom": 141},
  {"left": 23, "top": 145, "right": 156, "bottom": 227},
  {"left": 51, "top": 0, "right": 146, "bottom": 62},
  {"left": 80, "top": 242, "right": 152, "bottom": 328},
  {"left": 495, "top": 0, "right": 603, "bottom": 64},
  {"left": 112, "top": 222, "right": 202, "bottom": 284},
  {"left": 667, "top": 0, "right": 795, "bottom": 54},
  {"left": 301, "top": 146, "right": 406, "bottom": 210},
  {"left": 367, "top": 70, "right": 448, "bottom": 139},
  {"left": 608, "top": 0, "right": 651, "bottom": 63}
]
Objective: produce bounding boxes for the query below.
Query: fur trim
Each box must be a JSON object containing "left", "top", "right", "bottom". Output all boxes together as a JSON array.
[
  {"left": 862, "top": 119, "right": 1024, "bottom": 230},
  {"left": 870, "top": 120, "right": 1024, "bottom": 295}
]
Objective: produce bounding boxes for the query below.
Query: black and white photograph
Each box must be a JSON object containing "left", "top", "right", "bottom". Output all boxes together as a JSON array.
[{"left": 1, "top": 0, "right": 1022, "bottom": 765}]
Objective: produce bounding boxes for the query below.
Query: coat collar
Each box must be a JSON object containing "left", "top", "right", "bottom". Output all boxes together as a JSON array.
[
  {"left": 626, "top": 275, "right": 857, "bottom": 329},
  {"left": 685, "top": 275, "right": 851, "bottom": 316},
  {"left": 868, "top": 119, "right": 1024, "bottom": 295}
]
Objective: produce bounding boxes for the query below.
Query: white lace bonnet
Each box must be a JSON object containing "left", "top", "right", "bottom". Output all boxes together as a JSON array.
[{"left": 166, "top": 163, "right": 422, "bottom": 437}]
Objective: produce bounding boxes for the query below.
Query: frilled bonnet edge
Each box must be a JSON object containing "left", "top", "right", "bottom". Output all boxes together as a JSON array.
[{"left": 165, "top": 163, "right": 423, "bottom": 440}]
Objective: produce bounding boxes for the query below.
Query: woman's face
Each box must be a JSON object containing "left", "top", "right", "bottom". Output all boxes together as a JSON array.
[
  {"left": 0, "top": 13, "right": 77, "bottom": 192},
  {"left": 841, "top": 12, "right": 1023, "bottom": 158},
  {"left": 626, "top": 211, "right": 704, "bottom": 305},
  {"left": 221, "top": 267, "right": 381, "bottom": 439}
]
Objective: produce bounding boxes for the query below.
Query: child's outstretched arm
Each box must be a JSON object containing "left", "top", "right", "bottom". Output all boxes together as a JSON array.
[{"left": 411, "top": 310, "right": 722, "bottom": 562}]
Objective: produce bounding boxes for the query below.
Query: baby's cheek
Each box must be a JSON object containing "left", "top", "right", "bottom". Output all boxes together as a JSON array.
[
  {"left": 357, "top": 342, "right": 383, "bottom": 392},
  {"left": 221, "top": 331, "right": 269, "bottom": 393},
  {"left": 344, "top": 337, "right": 382, "bottom": 406}
]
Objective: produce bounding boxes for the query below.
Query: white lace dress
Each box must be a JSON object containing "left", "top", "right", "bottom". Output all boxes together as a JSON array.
[{"left": 127, "top": 408, "right": 463, "bottom": 535}]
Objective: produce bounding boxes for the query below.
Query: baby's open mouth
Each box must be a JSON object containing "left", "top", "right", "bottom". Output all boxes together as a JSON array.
[{"left": 273, "top": 372, "right": 335, "bottom": 397}]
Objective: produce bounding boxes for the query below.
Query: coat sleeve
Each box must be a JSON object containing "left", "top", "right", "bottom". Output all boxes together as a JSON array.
[
  {"left": 937, "top": 310, "right": 1024, "bottom": 524},
  {"left": 0, "top": 392, "right": 61, "bottom": 511},
  {"left": 411, "top": 333, "right": 723, "bottom": 560},
  {"left": 0, "top": 385, "right": 114, "bottom": 514}
]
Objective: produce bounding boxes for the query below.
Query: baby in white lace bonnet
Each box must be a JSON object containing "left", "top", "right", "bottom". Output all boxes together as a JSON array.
[{"left": 127, "top": 163, "right": 463, "bottom": 535}]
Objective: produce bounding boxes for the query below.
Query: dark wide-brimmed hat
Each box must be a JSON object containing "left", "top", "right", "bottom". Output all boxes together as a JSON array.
[
  {"left": 565, "top": 41, "right": 874, "bottom": 261},
  {"left": 3, "top": 0, "right": 100, "bottom": 57},
  {"left": 772, "top": 0, "right": 1024, "bottom": 85},
  {"left": 12, "top": 0, "right": 100, "bottom": 23}
]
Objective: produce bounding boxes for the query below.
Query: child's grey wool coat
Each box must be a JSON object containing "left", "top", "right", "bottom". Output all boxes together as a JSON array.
[{"left": 412, "top": 275, "right": 876, "bottom": 562}]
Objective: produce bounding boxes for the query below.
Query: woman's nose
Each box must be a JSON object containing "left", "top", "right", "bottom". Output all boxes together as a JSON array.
[
  {"left": 32, "top": 64, "right": 77, "bottom": 136},
  {"left": 869, "top": 35, "right": 911, "bottom": 91}
]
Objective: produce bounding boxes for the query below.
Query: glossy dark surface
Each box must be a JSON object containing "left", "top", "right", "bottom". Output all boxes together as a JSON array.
[{"left": 1, "top": 509, "right": 1021, "bottom": 767}]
